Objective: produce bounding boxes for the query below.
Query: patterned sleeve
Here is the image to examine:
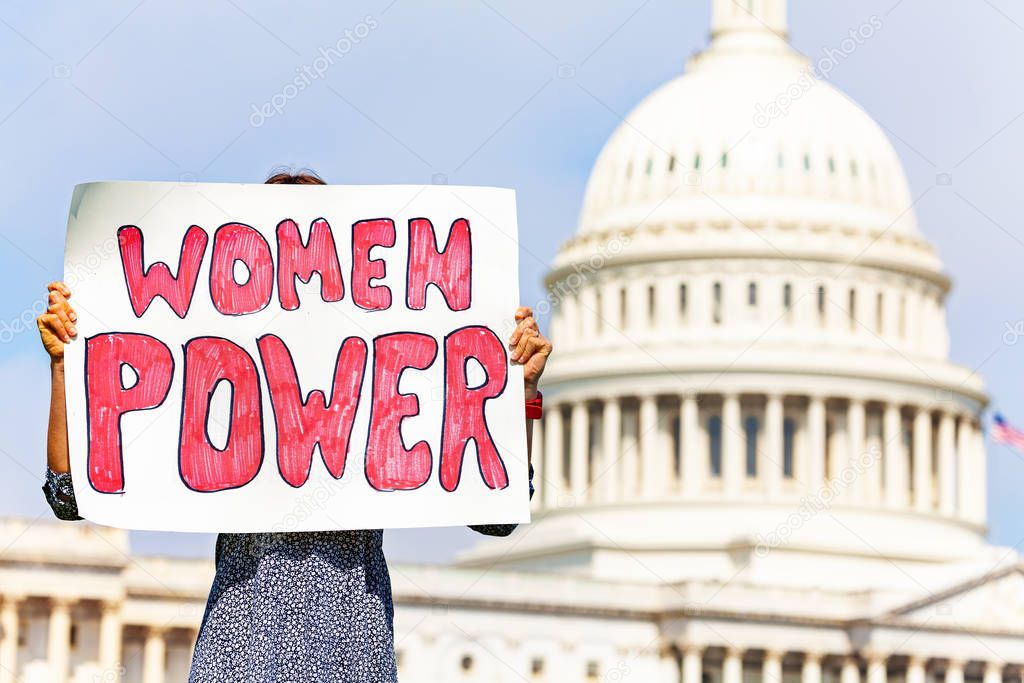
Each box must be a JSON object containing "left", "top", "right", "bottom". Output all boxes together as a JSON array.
[
  {"left": 468, "top": 465, "right": 534, "bottom": 538},
  {"left": 42, "top": 469, "right": 82, "bottom": 521}
]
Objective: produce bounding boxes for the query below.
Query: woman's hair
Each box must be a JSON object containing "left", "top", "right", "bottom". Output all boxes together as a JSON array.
[{"left": 264, "top": 169, "right": 326, "bottom": 185}]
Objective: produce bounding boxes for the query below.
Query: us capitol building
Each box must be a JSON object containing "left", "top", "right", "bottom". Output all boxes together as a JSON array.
[{"left": 3, "top": 1, "right": 1021, "bottom": 681}]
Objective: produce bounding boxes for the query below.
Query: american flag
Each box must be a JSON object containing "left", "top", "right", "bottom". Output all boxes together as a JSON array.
[{"left": 992, "top": 414, "right": 1024, "bottom": 452}]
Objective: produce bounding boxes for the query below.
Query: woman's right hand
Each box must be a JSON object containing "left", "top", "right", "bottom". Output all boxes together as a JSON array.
[{"left": 36, "top": 281, "right": 77, "bottom": 363}]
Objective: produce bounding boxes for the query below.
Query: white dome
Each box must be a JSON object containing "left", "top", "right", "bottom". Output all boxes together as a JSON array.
[
  {"left": 581, "top": 59, "right": 917, "bottom": 233},
  {"left": 566, "top": 1, "right": 939, "bottom": 278}
]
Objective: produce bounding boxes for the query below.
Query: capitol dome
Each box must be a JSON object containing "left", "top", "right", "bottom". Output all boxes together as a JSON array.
[
  {"left": 577, "top": 28, "right": 922, "bottom": 243},
  {"left": 578, "top": 7, "right": 919, "bottom": 235},
  {"left": 463, "top": 0, "right": 992, "bottom": 594},
  {"left": 563, "top": 1, "right": 941, "bottom": 284}
]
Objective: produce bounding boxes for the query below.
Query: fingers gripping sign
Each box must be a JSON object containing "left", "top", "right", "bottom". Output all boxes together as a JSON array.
[
  {"left": 509, "top": 307, "right": 551, "bottom": 399},
  {"left": 38, "top": 281, "right": 77, "bottom": 353}
]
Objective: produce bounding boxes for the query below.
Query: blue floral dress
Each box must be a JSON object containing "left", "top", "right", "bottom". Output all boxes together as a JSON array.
[{"left": 43, "top": 468, "right": 531, "bottom": 682}]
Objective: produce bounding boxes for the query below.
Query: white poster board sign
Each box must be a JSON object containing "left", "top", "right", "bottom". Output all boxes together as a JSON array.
[{"left": 63, "top": 181, "right": 528, "bottom": 532}]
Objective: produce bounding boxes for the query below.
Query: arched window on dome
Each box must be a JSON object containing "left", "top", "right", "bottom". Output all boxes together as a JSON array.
[
  {"left": 848, "top": 288, "right": 857, "bottom": 331},
  {"left": 594, "top": 289, "right": 603, "bottom": 336},
  {"left": 875, "top": 291, "right": 884, "bottom": 333},
  {"left": 531, "top": 657, "right": 545, "bottom": 677},
  {"left": 645, "top": 158, "right": 653, "bottom": 176},
  {"left": 783, "top": 283, "right": 793, "bottom": 323},
  {"left": 679, "top": 283, "right": 688, "bottom": 321},
  {"left": 460, "top": 655, "right": 474, "bottom": 673},
  {"left": 903, "top": 414, "right": 914, "bottom": 494},
  {"left": 828, "top": 157, "right": 836, "bottom": 174},
  {"left": 720, "top": 151, "right": 729, "bottom": 169},
  {"left": 899, "top": 294, "right": 907, "bottom": 339},
  {"left": 744, "top": 415, "right": 758, "bottom": 477},
  {"left": 561, "top": 406, "right": 572, "bottom": 488},
  {"left": 747, "top": 281, "right": 758, "bottom": 324},
  {"left": 817, "top": 285, "right": 826, "bottom": 326},
  {"left": 708, "top": 415, "right": 722, "bottom": 477},
  {"left": 647, "top": 284, "right": 656, "bottom": 326},
  {"left": 671, "top": 412, "right": 682, "bottom": 480},
  {"left": 712, "top": 281, "right": 723, "bottom": 325},
  {"left": 824, "top": 416, "right": 835, "bottom": 480},
  {"left": 694, "top": 153, "right": 702, "bottom": 170},
  {"left": 619, "top": 287, "right": 628, "bottom": 329},
  {"left": 783, "top": 417, "right": 796, "bottom": 478},
  {"left": 803, "top": 154, "right": 811, "bottom": 172},
  {"left": 668, "top": 155, "right": 677, "bottom": 173}
]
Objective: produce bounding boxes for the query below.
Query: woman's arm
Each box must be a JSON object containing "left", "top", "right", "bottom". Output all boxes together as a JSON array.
[
  {"left": 469, "top": 306, "right": 551, "bottom": 538},
  {"left": 37, "top": 281, "right": 81, "bottom": 520},
  {"left": 48, "top": 358, "right": 70, "bottom": 474}
]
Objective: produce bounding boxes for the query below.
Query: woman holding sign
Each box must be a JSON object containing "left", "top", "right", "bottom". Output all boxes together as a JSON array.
[{"left": 37, "top": 171, "right": 552, "bottom": 682}]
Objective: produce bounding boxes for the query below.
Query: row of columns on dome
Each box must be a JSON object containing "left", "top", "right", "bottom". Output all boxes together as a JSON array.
[
  {"left": 656, "top": 646, "right": 1018, "bottom": 683},
  {"left": 0, "top": 594, "right": 193, "bottom": 683},
  {"left": 532, "top": 392, "right": 985, "bottom": 522}
]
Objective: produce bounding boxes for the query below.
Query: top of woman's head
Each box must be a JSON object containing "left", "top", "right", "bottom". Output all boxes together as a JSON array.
[{"left": 264, "top": 169, "right": 326, "bottom": 185}]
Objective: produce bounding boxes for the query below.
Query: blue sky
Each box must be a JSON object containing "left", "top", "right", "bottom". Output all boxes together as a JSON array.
[{"left": 1, "top": 1, "right": 1022, "bottom": 562}]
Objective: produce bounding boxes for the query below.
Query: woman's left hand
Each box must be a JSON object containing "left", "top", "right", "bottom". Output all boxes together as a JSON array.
[{"left": 509, "top": 306, "right": 552, "bottom": 400}]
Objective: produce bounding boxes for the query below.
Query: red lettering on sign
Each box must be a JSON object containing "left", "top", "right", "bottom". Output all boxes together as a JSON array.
[
  {"left": 439, "top": 326, "right": 509, "bottom": 491},
  {"left": 118, "top": 225, "right": 208, "bottom": 318},
  {"left": 351, "top": 218, "right": 395, "bottom": 311},
  {"left": 364, "top": 332, "right": 437, "bottom": 491},
  {"left": 276, "top": 218, "right": 345, "bottom": 310},
  {"left": 179, "top": 337, "right": 264, "bottom": 492},
  {"left": 258, "top": 334, "right": 367, "bottom": 487},
  {"left": 406, "top": 217, "right": 472, "bottom": 311},
  {"left": 209, "top": 223, "right": 274, "bottom": 315},
  {"left": 86, "top": 333, "right": 174, "bottom": 493}
]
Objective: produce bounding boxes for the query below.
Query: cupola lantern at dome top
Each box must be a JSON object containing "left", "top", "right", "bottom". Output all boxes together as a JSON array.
[{"left": 711, "top": 0, "right": 788, "bottom": 43}]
